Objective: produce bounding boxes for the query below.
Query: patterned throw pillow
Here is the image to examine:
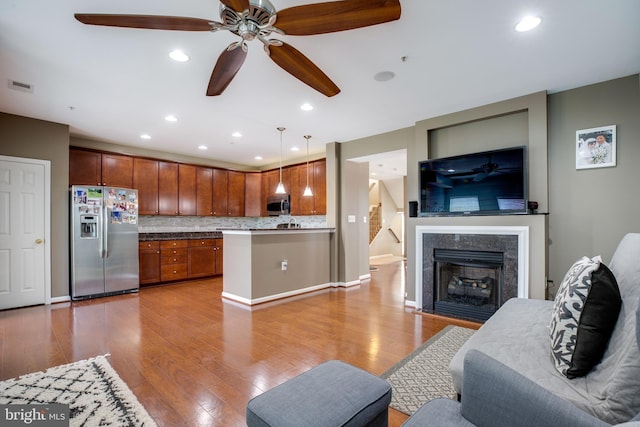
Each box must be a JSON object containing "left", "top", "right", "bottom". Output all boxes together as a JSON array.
[{"left": 549, "top": 255, "right": 621, "bottom": 379}]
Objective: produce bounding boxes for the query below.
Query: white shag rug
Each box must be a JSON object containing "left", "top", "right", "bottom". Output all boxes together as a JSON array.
[{"left": 0, "top": 355, "right": 156, "bottom": 427}]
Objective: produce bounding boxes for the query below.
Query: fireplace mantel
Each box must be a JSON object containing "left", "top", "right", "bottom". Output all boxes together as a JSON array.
[{"left": 415, "top": 225, "right": 530, "bottom": 311}]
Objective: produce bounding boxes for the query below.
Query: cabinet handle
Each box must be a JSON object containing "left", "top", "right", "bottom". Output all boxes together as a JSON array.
[
  {"left": 173, "top": 258, "right": 177, "bottom": 262},
  {"left": 156, "top": 251, "right": 160, "bottom": 254}
]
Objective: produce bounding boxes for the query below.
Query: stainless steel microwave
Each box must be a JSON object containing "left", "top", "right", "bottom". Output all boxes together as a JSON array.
[{"left": 266, "top": 194, "right": 290, "bottom": 216}]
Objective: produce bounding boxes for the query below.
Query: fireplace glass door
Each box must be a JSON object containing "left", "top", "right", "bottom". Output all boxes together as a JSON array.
[{"left": 433, "top": 248, "right": 503, "bottom": 322}]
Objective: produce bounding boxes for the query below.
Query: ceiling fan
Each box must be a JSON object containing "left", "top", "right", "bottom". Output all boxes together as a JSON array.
[
  {"left": 74, "top": 0, "right": 401, "bottom": 97},
  {"left": 471, "top": 157, "right": 520, "bottom": 182}
]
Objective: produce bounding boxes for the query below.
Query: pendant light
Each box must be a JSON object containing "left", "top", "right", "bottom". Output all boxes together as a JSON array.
[
  {"left": 275, "top": 127, "right": 286, "bottom": 194},
  {"left": 303, "top": 135, "right": 313, "bottom": 197}
]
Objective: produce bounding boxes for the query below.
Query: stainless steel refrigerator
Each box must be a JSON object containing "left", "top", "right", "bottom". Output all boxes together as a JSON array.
[{"left": 70, "top": 185, "right": 139, "bottom": 300}]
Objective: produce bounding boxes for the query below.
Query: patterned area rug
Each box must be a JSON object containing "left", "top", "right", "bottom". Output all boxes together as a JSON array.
[
  {"left": 381, "top": 325, "right": 475, "bottom": 415},
  {"left": 0, "top": 355, "right": 156, "bottom": 426}
]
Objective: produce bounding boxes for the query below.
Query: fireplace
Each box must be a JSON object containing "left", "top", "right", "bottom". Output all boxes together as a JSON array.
[
  {"left": 433, "top": 248, "right": 504, "bottom": 322},
  {"left": 415, "top": 225, "right": 530, "bottom": 323}
]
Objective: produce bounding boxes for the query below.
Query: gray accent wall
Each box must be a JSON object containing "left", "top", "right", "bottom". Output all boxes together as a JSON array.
[
  {"left": 547, "top": 74, "right": 640, "bottom": 291},
  {"left": 0, "top": 112, "right": 70, "bottom": 299}
]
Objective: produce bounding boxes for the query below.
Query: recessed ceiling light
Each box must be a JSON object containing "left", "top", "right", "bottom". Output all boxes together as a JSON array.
[
  {"left": 169, "top": 49, "right": 189, "bottom": 62},
  {"left": 232, "top": 131, "right": 242, "bottom": 138},
  {"left": 515, "top": 16, "right": 541, "bottom": 32},
  {"left": 374, "top": 71, "right": 395, "bottom": 82},
  {"left": 290, "top": 146, "right": 299, "bottom": 151},
  {"left": 300, "top": 103, "right": 314, "bottom": 111},
  {"left": 165, "top": 115, "right": 177, "bottom": 122},
  {"left": 140, "top": 134, "right": 151, "bottom": 140},
  {"left": 254, "top": 155, "right": 263, "bottom": 160},
  {"left": 198, "top": 145, "right": 208, "bottom": 150}
]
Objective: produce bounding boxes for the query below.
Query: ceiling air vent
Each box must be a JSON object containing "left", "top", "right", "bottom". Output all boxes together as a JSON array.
[{"left": 8, "top": 79, "right": 33, "bottom": 93}]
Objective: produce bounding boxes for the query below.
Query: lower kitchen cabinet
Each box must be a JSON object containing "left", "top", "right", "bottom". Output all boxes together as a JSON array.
[
  {"left": 160, "top": 240, "right": 188, "bottom": 282},
  {"left": 188, "top": 239, "right": 216, "bottom": 278},
  {"left": 139, "top": 238, "right": 223, "bottom": 285},
  {"left": 138, "top": 241, "right": 161, "bottom": 285}
]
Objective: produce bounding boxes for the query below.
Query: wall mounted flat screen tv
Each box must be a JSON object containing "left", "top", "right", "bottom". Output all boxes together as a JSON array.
[{"left": 419, "top": 146, "right": 527, "bottom": 216}]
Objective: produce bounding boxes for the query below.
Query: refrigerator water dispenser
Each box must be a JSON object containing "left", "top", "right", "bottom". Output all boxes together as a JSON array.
[{"left": 80, "top": 215, "right": 97, "bottom": 238}]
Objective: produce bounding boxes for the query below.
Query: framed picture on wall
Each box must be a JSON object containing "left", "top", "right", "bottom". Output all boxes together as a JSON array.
[{"left": 576, "top": 125, "right": 616, "bottom": 169}]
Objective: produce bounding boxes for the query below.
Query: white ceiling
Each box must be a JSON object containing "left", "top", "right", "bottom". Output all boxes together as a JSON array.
[{"left": 1, "top": 1, "right": 639, "bottom": 176}]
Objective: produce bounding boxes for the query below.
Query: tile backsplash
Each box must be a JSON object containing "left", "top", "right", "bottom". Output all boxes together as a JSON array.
[{"left": 139, "top": 215, "right": 328, "bottom": 232}]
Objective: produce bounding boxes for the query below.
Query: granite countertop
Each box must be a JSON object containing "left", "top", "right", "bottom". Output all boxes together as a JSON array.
[{"left": 139, "top": 231, "right": 223, "bottom": 241}]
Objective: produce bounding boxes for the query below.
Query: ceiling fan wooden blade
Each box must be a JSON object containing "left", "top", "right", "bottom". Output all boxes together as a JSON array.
[
  {"left": 219, "top": 0, "right": 250, "bottom": 13},
  {"left": 275, "top": 0, "right": 400, "bottom": 36},
  {"left": 74, "top": 14, "right": 213, "bottom": 31},
  {"left": 207, "top": 45, "right": 248, "bottom": 96},
  {"left": 267, "top": 42, "right": 340, "bottom": 97}
]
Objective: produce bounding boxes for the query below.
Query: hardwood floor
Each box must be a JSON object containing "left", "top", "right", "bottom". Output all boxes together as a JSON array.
[{"left": 0, "top": 260, "right": 479, "bottom": 426}]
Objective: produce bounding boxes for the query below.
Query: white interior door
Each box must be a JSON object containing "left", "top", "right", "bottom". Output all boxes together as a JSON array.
[{"left": 0, "top": 156, "right": 50, "bottom": 310}]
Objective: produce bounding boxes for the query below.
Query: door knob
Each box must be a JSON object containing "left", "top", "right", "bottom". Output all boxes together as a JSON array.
[{"left": 35, "top": 239, "right": 43, "bottom": 244}]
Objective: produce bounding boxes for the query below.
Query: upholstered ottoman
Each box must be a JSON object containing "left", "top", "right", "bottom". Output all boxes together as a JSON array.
[{"left": 246, "top": 360, "right": 392, "bottom": 427}]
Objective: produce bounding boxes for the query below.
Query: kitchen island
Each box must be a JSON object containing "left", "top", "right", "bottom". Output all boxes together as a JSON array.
[{"left": 221, "top": 228, "right": 335, "bottom": 305}]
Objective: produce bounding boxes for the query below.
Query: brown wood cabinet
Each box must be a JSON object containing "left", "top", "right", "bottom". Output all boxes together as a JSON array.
[
  {"left": 244, "top": 172, "right": 262, "bottom": 217},
  {"left": 213, "top": 238, "right": 223, "bottom": 275},
  {"left": 138, "top": 241, "right": 161, "bottom": 285},
  {"left": 160, "top": 240, "right": 188, "bottom": 282},
  {"left": 69, "top": 148, "right": 133, "bottom": 188},
  {"left": 158, "top": 161, "right": 179, "bottom": 215},
  {"left": 102, "top": 153, "right": 133, "bottom": 188},
  {"left": 196, "top": 167, "right": 213, "bottom": 216},
  {"left": 212, "top": 168, "right": 228, "bottom": 216},
  {"left": 227, "top": 171, "right": 245, "bottom": 217},
  {"left": 261, "top": 168, "right": 291, "bottom": 216},
  {"left": 188, "top": 239, "right": 221, "bottom": 278},
  {"left": 178, "top": 164, "right": 196, "bottom": 216},
  {"left": 140, "top": 239, "right": 222, "bottom": 284},
  {"left": 311, "top": 159, "right": 326, "bottom": 215},
  {"left": 71, "top": 147, "right": 326, "bottom": 218},
  {"left": 133, "top": 158, "right": 159, "bottom": 215},
  {"left": 213, "top": 169, "right": 245, "bottom": 216},
  {"left": 69, "top": 148, "right": 102, "bottom": 185}
]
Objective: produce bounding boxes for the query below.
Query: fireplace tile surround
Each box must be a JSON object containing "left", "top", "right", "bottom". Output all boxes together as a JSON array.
[{"left": 415, "top": 226, "right": 529, "bottom": 314}]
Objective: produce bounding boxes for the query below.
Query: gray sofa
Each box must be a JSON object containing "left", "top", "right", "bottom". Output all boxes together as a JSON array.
[
  {"left": 440, "top": 232, "right": 640, "bottom": 425},
  {"left": 403, "top": 349, "right": 640, "bottom": 427}
]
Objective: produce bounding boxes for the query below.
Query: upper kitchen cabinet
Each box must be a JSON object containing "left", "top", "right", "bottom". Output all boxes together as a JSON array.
[
  {"left": 213, "top": 169, "right": 245, "bottom": 216},
  {"left": 69, "top": 148, "right": 133, "bottom": 188},
  {"left": 69, "top": 148, "right": 102, "bottom": 185},
  {"left": 178, "top": 164, "right": 197, "bottom": 216},
  {"left": 196, "top": 167, "right": 213, "bottom": 216},
  {"left": 261, "top": 167, "right": 290, "bottom": 216},
  {"left": 289, "top": 159, "right": 326, "bottom": 215},
  {"left": 311, "top": 159, "right": 326, "bottom": 215},
  {"left": 133, "top": 158, "right": 159, "bottom": 215},
  {"left": 69, "top": 147, "right": 133, "bottom": 188},
  {"left": 158, "top": 161, "right": 179, "bottom": 215},
  {"left": 101, "top": 153, "right": 133, "bottom": 188},
  {"left": 244, "top": 172, "right": 262, "bottom": 217},
  {"left": 227, "top": 171, "right": 245, "bottom": 217}
]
